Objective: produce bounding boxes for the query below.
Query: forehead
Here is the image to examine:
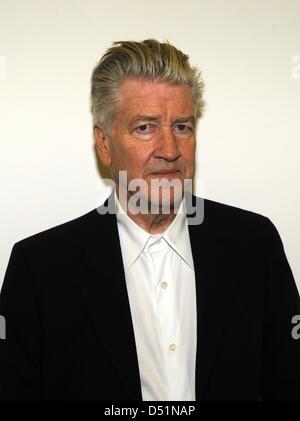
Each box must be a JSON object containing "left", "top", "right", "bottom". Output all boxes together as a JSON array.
[{"left": 117, "top": 78, "right": 194, "bottom": 117}]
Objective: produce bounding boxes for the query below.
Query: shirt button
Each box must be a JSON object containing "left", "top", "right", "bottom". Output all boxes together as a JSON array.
[
  {"left": 169, "top": 343, "right": 177, "bottom": 352},
  {"left": 161, "top": 282, "right": 168, "bottom": 289}
]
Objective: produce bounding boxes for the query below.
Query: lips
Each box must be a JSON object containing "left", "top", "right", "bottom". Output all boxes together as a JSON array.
[
  {"left": 151, "top": 170, "right": 179, "bottom": 174},
  {"left": 150, "top": 170, "right": 181, "bottom": 179}
]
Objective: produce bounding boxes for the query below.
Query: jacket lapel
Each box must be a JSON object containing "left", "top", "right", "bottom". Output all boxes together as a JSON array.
[
  {"left": 80, "top": 193, "right": 142, "bottom": 401},
  {"left": 188, "top": 195, "right": 228, "bottom": 400}
]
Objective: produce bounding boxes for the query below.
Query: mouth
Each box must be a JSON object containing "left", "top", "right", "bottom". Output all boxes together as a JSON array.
[{"left": 150, "top": 170, "right": 180, "bottom": 176}]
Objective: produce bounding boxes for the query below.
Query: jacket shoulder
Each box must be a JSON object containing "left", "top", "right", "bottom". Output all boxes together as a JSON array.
[
  {"left": 203, "top": 196, "right": 266, "bottom": 220},
  {"left": 199, "top": 196, "right": 271, "bottom": 236},
  {"left": 13, "top": 208, "right": 101, "bottom": 252}
]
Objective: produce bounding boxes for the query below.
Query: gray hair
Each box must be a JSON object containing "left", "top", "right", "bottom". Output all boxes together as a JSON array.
[{"left": 90, "top": 39, "right": 205, "bottom": 135}]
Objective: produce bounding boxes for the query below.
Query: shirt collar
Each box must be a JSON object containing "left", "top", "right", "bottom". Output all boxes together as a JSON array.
[{"left": 114, "top": 189, "right": 194, "bottom": 272}]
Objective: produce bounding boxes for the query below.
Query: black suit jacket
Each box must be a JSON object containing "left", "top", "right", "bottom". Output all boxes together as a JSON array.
[{"left": 1, "top": 194, "right": 300, "bottom": 401}]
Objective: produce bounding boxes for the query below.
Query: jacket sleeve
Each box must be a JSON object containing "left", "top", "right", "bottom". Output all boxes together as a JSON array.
[
  {"left": 260, "top": 217, "right": 300, "bottom": 401},
  {"left": 0, "top": 242, "right": 42, "bottom": 401}
]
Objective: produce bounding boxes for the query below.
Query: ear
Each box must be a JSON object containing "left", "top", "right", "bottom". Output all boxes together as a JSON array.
[{"left": 93, "top": 124, "right": 112, "bottom": 167}]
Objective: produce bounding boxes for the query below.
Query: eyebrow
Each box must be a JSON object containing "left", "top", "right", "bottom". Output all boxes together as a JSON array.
[{"left": 129, "top": 115, "right": 195, "bottom": 125}]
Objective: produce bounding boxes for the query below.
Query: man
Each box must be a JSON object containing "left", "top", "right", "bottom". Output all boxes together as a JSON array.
[{"left": 0, "top": 39, "right": 300, "bottom": 401}]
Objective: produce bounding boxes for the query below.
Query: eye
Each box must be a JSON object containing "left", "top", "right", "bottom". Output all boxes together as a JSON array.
[
  {"left": 135, "top": 124, "right": 153, "bottom": 133},
  {"left": 132, "top": 124, "right": 156, "bottom": 140},
  {"left": 174, "top": 124, "right": 193, "bottom": 134}
]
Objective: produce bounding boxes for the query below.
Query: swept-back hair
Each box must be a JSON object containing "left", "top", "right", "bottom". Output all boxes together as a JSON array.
[{"left": 90, "top": 39, "right": 205, "bottom": 134}]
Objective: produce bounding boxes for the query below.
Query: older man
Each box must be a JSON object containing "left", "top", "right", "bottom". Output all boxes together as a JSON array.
[{"left": 0, "top": 39, "right": 300, "bottom": 401}]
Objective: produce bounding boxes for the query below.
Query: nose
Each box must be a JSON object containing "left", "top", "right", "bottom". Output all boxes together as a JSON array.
[{"left": 153, "top": 127, "right": 181, "bottom": 162}]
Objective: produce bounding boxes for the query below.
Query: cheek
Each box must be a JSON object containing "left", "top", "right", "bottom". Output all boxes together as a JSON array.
[
  {"left": 114, "top": 147, "right": 149, "bottom": 177},
  {"left": 181, "top": 144, "right": 196, "bottom": 178},
  {"left": 110, "top": 143, "right": 134, "bottom": 167},
  {"left": 128, "top": 144, "right": 152, "bottom": 165},
  {"left": 181, "top": 142, "right": 196, "bottom": 161}
]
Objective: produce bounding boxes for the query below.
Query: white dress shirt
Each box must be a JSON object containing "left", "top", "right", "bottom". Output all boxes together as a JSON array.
[{"left": 114, "top": 189, "right": 197, "bottom": 401}]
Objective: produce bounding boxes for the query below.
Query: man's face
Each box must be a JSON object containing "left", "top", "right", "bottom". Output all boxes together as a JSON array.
[{"left": 95, "top": 78, "right": 196, "bottom": 210}]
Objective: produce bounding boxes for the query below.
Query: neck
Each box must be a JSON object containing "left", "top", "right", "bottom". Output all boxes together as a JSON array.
[{"left": 116, "top": 187, "right": 181, "bottom": 235}]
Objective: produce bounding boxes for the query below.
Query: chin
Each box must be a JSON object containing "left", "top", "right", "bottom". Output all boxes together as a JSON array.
[{"left": 148, "top": 189, "right": 183, "bottom": 213}]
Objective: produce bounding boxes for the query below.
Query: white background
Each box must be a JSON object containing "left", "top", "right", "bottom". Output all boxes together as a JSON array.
[{"left": 0, "top": 0, "right": 299, "bottom": 291}]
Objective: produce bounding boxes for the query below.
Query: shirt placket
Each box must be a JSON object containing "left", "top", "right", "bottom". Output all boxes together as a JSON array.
[{"left": 147, "top": 237, "right": 180, "bottom": 400}]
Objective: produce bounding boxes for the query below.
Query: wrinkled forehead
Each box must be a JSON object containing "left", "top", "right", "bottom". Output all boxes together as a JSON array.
[{"left": 115, "top": 78, "right": 194, "bottom": 122}]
